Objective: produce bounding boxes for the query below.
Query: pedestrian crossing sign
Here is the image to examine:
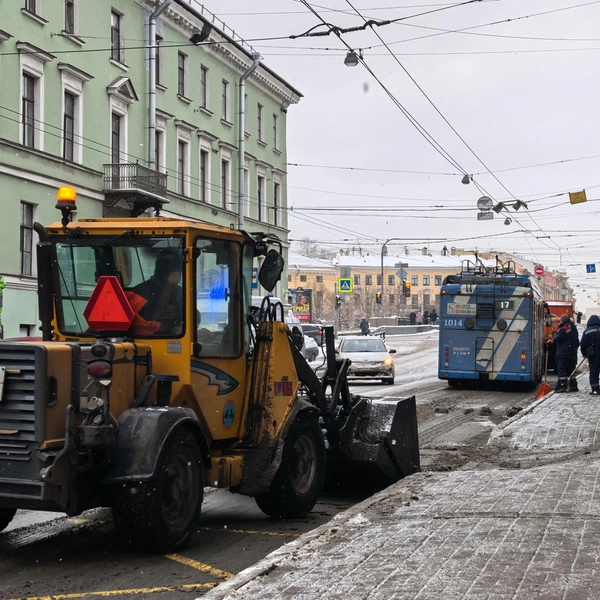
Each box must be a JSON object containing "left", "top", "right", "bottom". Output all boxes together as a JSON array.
[{"left": 338, "top": 278, "right": 353, "bottom": 293}]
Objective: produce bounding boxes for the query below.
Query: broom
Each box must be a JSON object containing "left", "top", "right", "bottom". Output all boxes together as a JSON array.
[{"left": 536, "top": 349, "right": 552, "bottom": 399}]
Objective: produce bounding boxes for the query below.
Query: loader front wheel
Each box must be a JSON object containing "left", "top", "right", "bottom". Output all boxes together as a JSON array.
[
  {"left": 0, "top": 508, "right": 16, "bottom": 532},
  {"left": 112, "top": 428, "right": 204, "bottom": 553},
  {"left": 255, "top": 415, "right": 325, "bottom": 519}
]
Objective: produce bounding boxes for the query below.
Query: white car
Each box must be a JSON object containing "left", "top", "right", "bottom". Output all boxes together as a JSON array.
[
  {"left": 337, "top": 336, "right": 396, "bottom": 385},
  {"left": 302, "top": 335, "right": 320, "bottom": 362}
]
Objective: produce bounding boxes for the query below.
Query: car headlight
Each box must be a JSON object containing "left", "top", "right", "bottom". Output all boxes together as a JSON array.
[{"left": 383, "top": 357, "right": 394, "bottom": 365}]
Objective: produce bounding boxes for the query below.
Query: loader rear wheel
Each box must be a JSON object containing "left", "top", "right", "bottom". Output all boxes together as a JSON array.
[
  {"left": 0, "top": 508, "right": 16, "bottom": 532},
  {"left": 112, "top": 428, "right": 204, "bottom": 553},
  {"left": 255, "top": 415, "right": 325, "bottom": 519}
]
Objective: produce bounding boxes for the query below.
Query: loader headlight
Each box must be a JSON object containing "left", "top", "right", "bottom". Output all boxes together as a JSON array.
[{"left": 383, "top": 357, "right": 394, "bottom": 365}]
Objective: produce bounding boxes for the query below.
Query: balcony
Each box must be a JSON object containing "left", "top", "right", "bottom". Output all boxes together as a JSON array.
[{"left": 103, "top": 163, "right": 168, "bottom": 216}]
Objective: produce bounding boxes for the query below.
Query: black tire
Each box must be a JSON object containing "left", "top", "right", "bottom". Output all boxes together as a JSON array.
[
  {"left": 255, "top": 415, "right": 325, "bottom": 519},
  {"left": 112, "top": 428, "right": 204, "bottom": 553},
  {"left": 448, "top": 379, "right": 459, "bottom": 387},
  {"left": 0, "top": 508, "right": 16, "bottom": 532}
]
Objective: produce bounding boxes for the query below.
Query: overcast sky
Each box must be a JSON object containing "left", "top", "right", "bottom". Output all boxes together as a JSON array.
[{"left": 212, "top": 0, "right": 600, "bottom": 310}]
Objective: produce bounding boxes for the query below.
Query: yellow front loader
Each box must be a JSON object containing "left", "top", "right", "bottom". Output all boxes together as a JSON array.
[{"left": 0, "top": 188, "right": 419, "bottom": 551}]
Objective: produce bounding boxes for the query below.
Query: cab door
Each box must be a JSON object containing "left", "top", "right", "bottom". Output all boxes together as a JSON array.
[{"left": 191, "top": 237, "right": 248, "bottom": 440}]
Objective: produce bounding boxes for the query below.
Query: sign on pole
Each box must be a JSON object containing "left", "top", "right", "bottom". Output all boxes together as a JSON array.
[
  {"left": 395, "top": 262, "right": 408, "bottom": 281},
  {"left": 534, "top": 265, "right": 544, "bottom": 277},
  {"left": 586, "top": 264, "right": 596, "bottom": 274},
  {"left": 338, "top": 278, "right": 353, "bottom": 293}
]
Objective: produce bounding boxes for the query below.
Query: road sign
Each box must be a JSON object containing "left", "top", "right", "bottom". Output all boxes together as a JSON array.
[
  {"left": 338, "top": 278, "right": 353, "bottom": 293},
  {"left": 587, "top": 264, "right": 596, "bottom": 274},
  {"left": 477, "top": 196, "right": 493, "bottom": 210},
  {"left": 395, "top": 262, "right": 408, "bottom": 280},
  {"left": 83, "top": 276, "right": 134, "bottom": 331},
  {"left": 534, "top": 265, "right": 544, "bottom": 277},
  {"left": 569, "top": 190, "right": 587, "bottom": 205},
  {"left": 477, "top": 212, "right": 493, "bottom": 221}
]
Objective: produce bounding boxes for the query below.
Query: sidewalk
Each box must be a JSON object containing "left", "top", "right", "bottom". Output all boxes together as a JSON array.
[{"left": 204, "top": 375, "right": 600, "bottom": 600}]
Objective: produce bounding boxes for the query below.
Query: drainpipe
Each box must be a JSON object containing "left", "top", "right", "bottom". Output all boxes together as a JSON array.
[
  {"left": 148, "top": 0, "right": 173, "bottom": 169},
  {"left": 238, "top": 52, "right": 261, "bottom": 230}
]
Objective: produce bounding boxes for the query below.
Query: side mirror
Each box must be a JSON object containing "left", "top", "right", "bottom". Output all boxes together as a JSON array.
[
  {"left": 389, "top": 348, "right": 397, "bottom": 354},
  {"left": 545, "top": 317, "right": 553, "bottom": 327},
  {"left": 258, "top": 249, "right": 284, "bottom": 292}
]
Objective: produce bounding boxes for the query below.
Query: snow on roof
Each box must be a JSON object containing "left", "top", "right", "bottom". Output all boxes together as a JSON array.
[{"left": 335, "top": 253, "right": 496, "bottom": 270}]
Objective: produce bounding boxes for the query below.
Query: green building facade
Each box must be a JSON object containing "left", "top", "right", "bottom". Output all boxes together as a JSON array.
[{"left": 0, "top": 0, "right": 301, "bottom": 338}]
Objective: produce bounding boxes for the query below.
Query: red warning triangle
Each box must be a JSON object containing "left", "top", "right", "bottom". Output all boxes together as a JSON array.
[{"left": 83, "top": 276, "right": 135, "bottom": 331}]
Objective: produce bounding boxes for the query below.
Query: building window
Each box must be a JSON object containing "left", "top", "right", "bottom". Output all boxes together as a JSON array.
[
  {"left": 412, "top": 296, "right": 418, "bottom": 308},
  {"left": 25, "top": 0, "right": 37, "bottom": 13},
  {"left": 200, "top": 65, "right": 208, "bottom": 108},
  {"left": 22, "top": 73, "right": 36, "bottom": 148},
  {"left": 177, "top": 140, "right": 187, "bottom": 195},
  {"left": 377, "top": 274, "right": 382, "bottom": 286},
  {"left": 388, "top": 275, "right": 395, "bottom": 286},
  {"left": 65, "top": 0, "right": 75, "bottom": 34},
  {"left": 389, "top": 294, "right": 395, "bottom": 305},
  {"left": 411, "top": 275, "right": 418, "bottom": 286},
  {"left": 111, "top": 112, "right": 121, "bottom": 163},
  {"left": 221, "top": 158, "right": 230, "bottom": 208},
  {"left": 177, "top": 52, "right": 187, "bottom": 97},
  {"left": 316, "top": 275, "right": 323, "bottom": 283},
  {"left": 243, "top": 167, "right": 250, "bottom": 216},
  {"left": 63, "top": 92, "right": 75, "bottom": 161},
  {"left": 244, "top": 94, "right": 249, "bottom": 134},
  {"left": 435, "top": 275, "right": 442, "bottom": 286},
  {"left": 21, "top": 202, "right": 35, "bottom": 276},
  {"left": 273, "top": 114, "right": 279, "bottom": 149},
  {"left": 155, "top": 35, "right": 162, "bottom": 85},
  {"left": 222, "top": 80, "right": 230, "bottom": 121},
  {"left": 287, "top": 274, "right": 292, "bottom": 282},
  {"left": 273, "top": 181, "right": 280, "bottom": 226},
  {"left": 200, "top": 149, "right": 209, "bottom": 202},
  {"left": 257, "top": 175, "right": 265, "bottom": 221},
  {"left": 354, "top": 274, "right": 361, "bottom": 286},
  {"left": 257, "top": 103, "right": 263, "bottom": 141},
  {"left": 155, "top": 130, "right": 163, "bottom": 172},
  {"left": 366, "top": 275, "right": 372, "bottom": 286},
  {"left": 111, "top": 11, "right": 123, "bottom": 63},
  {"left": 300, "top": 275, "right": 307, "bottom": 283},
  {"left": 423, "top": 275, "right": 430, "bottom": 286}
]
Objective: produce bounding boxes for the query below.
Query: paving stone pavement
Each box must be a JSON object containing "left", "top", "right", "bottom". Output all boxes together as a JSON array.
[{"left": 204, "top": 382, "right": 600, "bottom": 600}]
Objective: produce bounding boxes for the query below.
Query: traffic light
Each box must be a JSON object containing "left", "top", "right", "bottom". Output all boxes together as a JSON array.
[
  {"left": 403, "top": 282, "right": 411, "bottom": 297},
  {"left": 375, "top": 292, "right": 382, "bottom": 304},
  {"left": 335, "top": 294, "right": 341, "bottom": 308}
]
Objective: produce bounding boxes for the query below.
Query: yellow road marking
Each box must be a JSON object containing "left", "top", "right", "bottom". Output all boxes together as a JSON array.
[
  {"left": 199, "top": 526, "right": 300, "bottom": 538},
  {"left": 9, "top": 582, "right": 216, "bottom": 600},
  {"left": 165, "top": 553, "right": 233, "bottom": 580}
]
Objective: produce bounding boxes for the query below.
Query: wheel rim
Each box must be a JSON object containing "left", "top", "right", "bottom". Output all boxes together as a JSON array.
[
  {"left": 161, "top": 445, "right": 199, "bottom": 527},
  {"left": 290, "top": 434, "right": 317, "bottom": 495}
]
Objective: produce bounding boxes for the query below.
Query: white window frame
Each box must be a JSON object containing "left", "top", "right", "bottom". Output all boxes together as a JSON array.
[
  {"left": 273, "top": 176, "right": 281, "bottom": 226},
  {"left": 200, "top": 65, "right": 209, "bottom": 110},
  {"left": 59, "top": 64, "right": 91, "bottom": 164},
  {"left": 257, "top": 103, "right": 264, "bottom": 142},
  {"left": 155, "top": 34, "right": 163, "bottom": 86},
  {"left": 24, "top": 0, "right": 41, "bottom": 15},
  {"left": 110, "top": 9, "right": 124, "bottom": 65},
  {"left": 243, "top": 161, "right": 250, "bottom": 217},
  {"left": 411, "top": 275, "right": 418, "bottom": 286},
  {"left": 64, "top": 0, "right": 78, "bottom": 36},
  {"left": 423, "top": 275, "right": 430, "bottom": 286},
  {"left": 199, "top": 136, "right": 212, "bottom": 203},
  {"left": 177, "top": 138, "right": 189, "bottom": 196},
  {"left": 20, "top": 201, "right": 38, "bottom": 277},
  {"left": 221, "top": 80, "right": 230, "bottom": 122},
  {"left": 221, "top": 150, "right": 232, "bottom": 210},
  {"left": 109, "top": 97, "right": 128, "bottom": 163},
  {"left": 273, "top": 113, "right": 279, "bottom": 150},
  {"left": 18, "top": 44, "right": 53, "bottom": 151},
  {"left": 177, "top": 52, "right": 188, "bottom": 98},
  {"left": 435, "top": 275, "right": 442, "bottom": 286},
  {"left": 257, "top": 168, "right": 266, "bottom": 221}
]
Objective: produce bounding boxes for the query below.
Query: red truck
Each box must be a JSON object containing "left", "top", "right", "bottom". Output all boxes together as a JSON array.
[{"left": 543, "top": 301, "right": 582, "bottom": 371}]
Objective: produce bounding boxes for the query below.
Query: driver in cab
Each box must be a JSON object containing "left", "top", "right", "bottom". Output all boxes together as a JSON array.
[{"left": 126, "top": 255, "right": 183, "bottom": 336}]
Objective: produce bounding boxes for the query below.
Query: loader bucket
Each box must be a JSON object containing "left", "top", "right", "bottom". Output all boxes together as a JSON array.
[{"left": 331, "top": 396, "right": 420, "bottom": 486}]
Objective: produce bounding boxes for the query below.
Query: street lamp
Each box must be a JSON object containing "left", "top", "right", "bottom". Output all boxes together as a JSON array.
[{"left": 380, "top": 238, "right": 405, "bottom": 320}]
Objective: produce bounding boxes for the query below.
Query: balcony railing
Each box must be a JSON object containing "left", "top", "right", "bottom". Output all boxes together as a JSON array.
[{"left": 103, "top": 163, "right": 167, "bottom": 200}]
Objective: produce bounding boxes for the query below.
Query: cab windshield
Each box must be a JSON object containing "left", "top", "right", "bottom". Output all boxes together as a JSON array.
[{"left": 53, "top": 235, "right": 184, "bottom": 337}]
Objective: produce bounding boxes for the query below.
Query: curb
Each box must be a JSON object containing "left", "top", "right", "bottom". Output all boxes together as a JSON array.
[{"left": 199, "top": 473, "right": 427, "bottom": 600}]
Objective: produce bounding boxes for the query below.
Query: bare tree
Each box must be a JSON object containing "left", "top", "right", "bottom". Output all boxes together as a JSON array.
[{"left": 297, "top": 237, "right": 319, "bottom": 258}]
